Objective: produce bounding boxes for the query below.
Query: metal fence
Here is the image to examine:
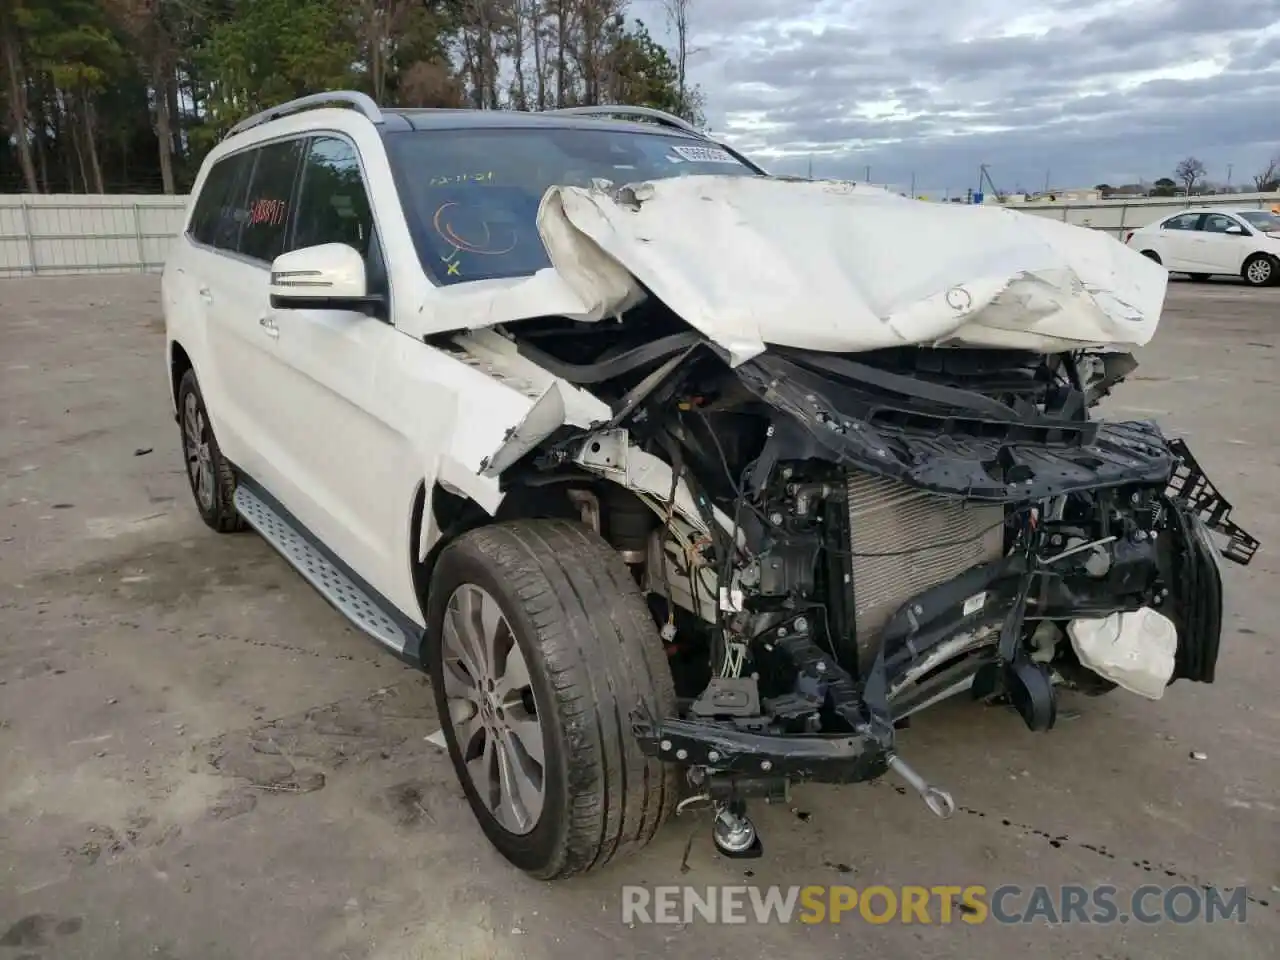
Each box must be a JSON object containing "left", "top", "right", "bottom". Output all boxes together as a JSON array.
[
  {"left": 2, "top": 190, "right": 1278, "bottom": 279},
  {"left": 1010, "top": 191, "right": 1280, "bottom": 239},
  {"left": 0, "top": 195, "right": 189, "bottom": 278}
]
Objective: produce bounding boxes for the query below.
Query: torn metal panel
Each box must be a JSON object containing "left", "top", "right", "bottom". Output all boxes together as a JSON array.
[
  {"left": 571, "top": 427, "right": 738, "bottom": 538},
  {"left": 480, "top": 383, "right": 573, "bottom": 478}
]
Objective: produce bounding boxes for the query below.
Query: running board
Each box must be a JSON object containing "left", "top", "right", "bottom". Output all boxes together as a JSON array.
[{"left": 234, "top": 486, "right": 409, "bottom": 653}]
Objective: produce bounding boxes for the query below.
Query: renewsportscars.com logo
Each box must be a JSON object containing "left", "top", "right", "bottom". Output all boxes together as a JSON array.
[{"left": 621, "top": 884, "right": 1251, "bottom": 926}]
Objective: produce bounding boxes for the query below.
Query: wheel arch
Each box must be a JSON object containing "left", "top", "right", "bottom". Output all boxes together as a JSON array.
[
  {"left": 169, "top": 339, "right": 193, "bottom": 417},
  {"left": 410, "top": 474, "right": 586, "bottom": 623}
]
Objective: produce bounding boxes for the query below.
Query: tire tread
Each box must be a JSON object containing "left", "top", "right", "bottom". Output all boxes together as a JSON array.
[
  {"left": 438, "top": 519, "right": 677, "bottom": 880},
  {"left": 177, "top": 370, "right": 245, "bottom": 534}
]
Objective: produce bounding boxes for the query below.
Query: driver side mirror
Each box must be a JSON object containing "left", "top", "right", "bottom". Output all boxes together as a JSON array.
[
  {"left": 1224, "top": 224, "right": 1246, "bottom": 235},
  {"left": 269, "top": 243, "right": 383, "bottom": 316}
]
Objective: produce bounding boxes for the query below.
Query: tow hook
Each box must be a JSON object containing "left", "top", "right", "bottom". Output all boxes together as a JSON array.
[{"left": 887, "top": 753, "right": 956, "bottom": 819}]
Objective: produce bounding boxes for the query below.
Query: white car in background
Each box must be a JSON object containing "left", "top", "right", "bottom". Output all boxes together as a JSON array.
[{"left": 1124, "top": 208, "right": 1280, "bottom": 286}]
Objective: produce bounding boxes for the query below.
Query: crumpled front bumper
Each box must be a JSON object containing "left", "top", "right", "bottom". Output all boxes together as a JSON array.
[
  {"left": 633, "top": 716, "right": 889, "bottom": 784},
  {"left": 633, "top": 438, "right": 1257, "bottom": 786}
]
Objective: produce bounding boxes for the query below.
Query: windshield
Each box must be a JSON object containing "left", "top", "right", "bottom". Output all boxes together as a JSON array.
[
  {"left": 1238, "top": 210, "right": 1280, "bottom": 231},
  {"left": 385, "top": 126, "right": 760, "bottom": 285}
]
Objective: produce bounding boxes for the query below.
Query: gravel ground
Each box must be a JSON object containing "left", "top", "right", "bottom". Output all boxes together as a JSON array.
[{"left": 1, "top": 275, "right": 1277, "bottom": 960}]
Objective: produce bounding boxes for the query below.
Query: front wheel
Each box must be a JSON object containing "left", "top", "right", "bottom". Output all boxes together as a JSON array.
[
  {"left": 425, "top": 519, "right": 679, "bottom": 880},
  {"left": 1242, "top": 254, "right": 1277, "bottom": 287}
]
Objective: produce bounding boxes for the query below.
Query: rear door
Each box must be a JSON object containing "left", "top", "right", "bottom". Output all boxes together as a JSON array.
[
  {"left": 1155, "top": 212, "right": 1204, "bottom": 270},
  {"left": 175, "top": 148, "right": 254, "bottom": 463},
  {"left": 202, "top": 137, "right": 306, "bottom": 483}
]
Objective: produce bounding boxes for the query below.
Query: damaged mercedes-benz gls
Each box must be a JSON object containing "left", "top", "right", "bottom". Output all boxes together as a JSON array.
[{"left": 166, "top": 99, "right": 1258, "bottom": 879}]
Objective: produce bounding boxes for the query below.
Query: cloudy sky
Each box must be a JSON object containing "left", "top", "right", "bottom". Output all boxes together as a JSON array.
[{"left": 635, "top": 0, "right": 1280, "bottom": 196}]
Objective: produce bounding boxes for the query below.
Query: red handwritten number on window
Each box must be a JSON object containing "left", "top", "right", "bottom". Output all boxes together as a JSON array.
[{"left": 248, "top": 198, "right": 287, "bottom": 227}]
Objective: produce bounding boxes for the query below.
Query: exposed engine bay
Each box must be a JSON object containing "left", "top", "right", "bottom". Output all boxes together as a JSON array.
[
  {"left": 424, "top": 174, "right": 1259, "bottom": 857},
  {"left": 443, "top": 290, "right": 1258, "bottom": 855}
]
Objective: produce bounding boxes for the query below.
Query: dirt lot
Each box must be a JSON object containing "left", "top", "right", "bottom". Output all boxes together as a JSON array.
[{"left": 1, "top": 276, "right": 1277, "bottom": 960}]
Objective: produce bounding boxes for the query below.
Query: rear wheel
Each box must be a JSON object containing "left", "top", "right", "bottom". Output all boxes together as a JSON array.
[
  {"left": 425, "top": 519, "right": 678, "bottom": 880},
  {"left": 176, "top": 370, "right": 245, "bottom": 533},
  {"left": 1242, "top": 254, "right": 1276, "bottom": 287}
]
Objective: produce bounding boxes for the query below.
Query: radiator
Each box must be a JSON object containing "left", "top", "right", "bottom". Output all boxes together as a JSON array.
[{"left": 846, "top": 472, "right": 1005, "bottom": 671}]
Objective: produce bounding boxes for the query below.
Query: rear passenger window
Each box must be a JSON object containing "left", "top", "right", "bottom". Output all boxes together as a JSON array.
[
  {"left": 292, "top": 137, "right": 374, "bottom": 258},
  {"left": 239, "top": 139, "right": 304, "bottom": 263},
  {"left": 189, "top": 151, "right": 252, "bottom": 250}
]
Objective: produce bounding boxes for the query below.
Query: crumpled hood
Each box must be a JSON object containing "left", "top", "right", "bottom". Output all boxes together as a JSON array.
[{"left": 536, "top": 176, "right": 1168, "bottom": 365}]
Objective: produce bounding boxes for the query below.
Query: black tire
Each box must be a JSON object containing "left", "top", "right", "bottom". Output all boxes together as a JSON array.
[
  {"left": 1189, "top": 273, "right": 1211, "bottom": 282},
  {"left": 1242, "top": 253, "right": 1277, "bottom": 287},
  {"left": 176, "top": 369, "right": 245, "bottom": 533},
  {"left": 1140, "top": 250, "right": 1162, "bottom": 264},
  {"left": 425, "top": 519, "right": 678, "bottom": 880}
]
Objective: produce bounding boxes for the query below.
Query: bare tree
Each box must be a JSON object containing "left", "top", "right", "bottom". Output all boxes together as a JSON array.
[
  {"left": 358, "top": 0, "right": 419, "bottom": 103},
  {"left": 662, "top": 0, "right": 690, "bottom": 112},
  {"left": 527, "top": 1, "right": 547, "bottom": 108},
  {"left": 107, "top": 0, "right": 189, "bottom": 195},
  {"left": 457, "top": 0, "right": 503, "bottom": 109},
  {"left": 505, "top": 0, "right": 529, "bottom": 110},
  {"left": 0, "top": 3, "right": 39, "bottom": 193},
  {"left": 399, "top": 60, "right": 463, "bottom": 107},
  {"left": 1175, "top": 156, "right": 1207, "bottom": 196},
  {"left": 551, "top": 0, "right": 571, "bottom": 107},
  {"left": 1254, "top": 155, "right": 1280, "bottom": 193}
]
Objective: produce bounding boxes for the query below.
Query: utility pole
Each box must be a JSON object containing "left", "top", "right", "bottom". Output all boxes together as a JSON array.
[
  {"left": 807, "top": 155, "right": 813, "bottom": 180},
  {"left": 864, "top": 165, "right": 871, "bottom": 183},
  {"left": 909, "top": 171, "right": 916, "bottom": 198},
  {"left": 1044, "top": 169, "right": 1050, "bottom": 194},
  {"left": 1227, "top": 163, "right": 1233, "bottom": 189}
]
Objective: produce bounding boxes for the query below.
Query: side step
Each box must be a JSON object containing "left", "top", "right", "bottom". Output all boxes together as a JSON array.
[{"left": 234, "top": 486, "right": 409, "bottom": 653}]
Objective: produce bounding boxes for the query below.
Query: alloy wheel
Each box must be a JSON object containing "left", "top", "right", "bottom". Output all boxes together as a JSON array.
[
  {"left": 183, "top": 392, "right": 215, "bottom": 512},
  {"left": 1246, "top": 258, "right": 1273, "bottom": 285},
  {"left": 441, "top": 583, "right": 546, "bottom": 835}
]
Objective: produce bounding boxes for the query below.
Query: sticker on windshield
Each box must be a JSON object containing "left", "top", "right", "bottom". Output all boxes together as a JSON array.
[
  {"left": 429, "top": 171, "right": 494, "bottom": 186},
  {"left": 668, "top": 144, "right": 738, "bottom": 164}
]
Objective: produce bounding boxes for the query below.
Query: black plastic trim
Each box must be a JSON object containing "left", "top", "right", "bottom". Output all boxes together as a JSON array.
[{"left": 736, "top": 354, "right": 1174, "bottom": 502}]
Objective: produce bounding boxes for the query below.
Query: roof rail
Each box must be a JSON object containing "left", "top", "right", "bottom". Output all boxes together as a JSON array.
[
  {"left": 544, "top": 105, "right": 703, "bottom": 137},
  {"left": 227, "top": 91, "right": 383, "bottom": 138}
]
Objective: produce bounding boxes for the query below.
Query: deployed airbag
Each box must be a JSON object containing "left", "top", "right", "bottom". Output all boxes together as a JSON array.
[{"left": 1067, "top": 608, "right": 1178, "bottom": 699}]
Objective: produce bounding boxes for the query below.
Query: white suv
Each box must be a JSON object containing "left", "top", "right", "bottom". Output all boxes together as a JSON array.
[{"left": 163, "top": 91, "right": 1256, "bottom": 880}]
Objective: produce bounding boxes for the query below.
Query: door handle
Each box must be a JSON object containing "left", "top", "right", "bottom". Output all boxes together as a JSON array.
[
  {"left": 198, "top": 286, "right": 214, "bottom": 304},
  {"left": 259, "top": 315, "right": 279, "bottom": 339}
]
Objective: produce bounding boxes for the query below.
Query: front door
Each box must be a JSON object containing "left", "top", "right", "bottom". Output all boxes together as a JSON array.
[
  {"left": 1193, "top": 213, "right": 1249, "bottom": 274},
  {"left": 1156, "top": 212, "right": 1204, "bottom": 271},
  {"left": 250, "top": 135, "right": 427, "bottom": 626}
]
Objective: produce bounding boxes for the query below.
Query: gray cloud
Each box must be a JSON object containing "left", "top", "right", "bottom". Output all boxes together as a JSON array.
[{"left": 635, "top": 0, "right": 1280, "bottom": 193}]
